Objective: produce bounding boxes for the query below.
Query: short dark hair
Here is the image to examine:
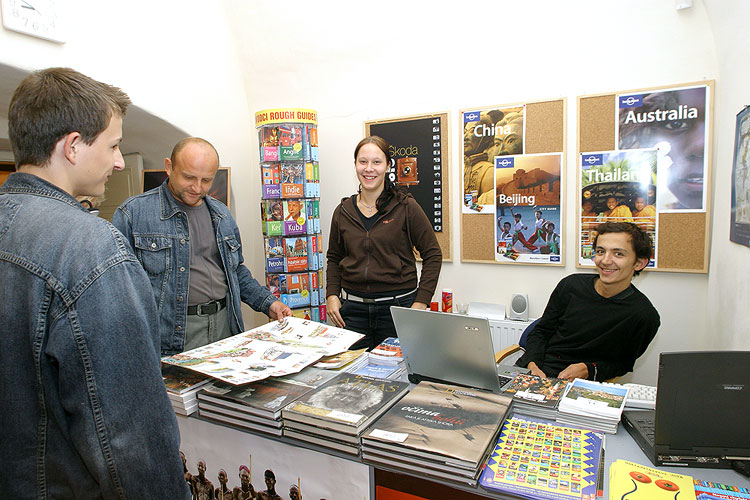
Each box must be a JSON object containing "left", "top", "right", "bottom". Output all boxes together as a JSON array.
[
  {"left": 170, "top": 137, "right": 220, "bottom": 166},
  {"left": 593, "top": 222, "right": 652, "bottom": 275},
  {"left": 264, "top": 469, "right": 275, "bottom": 479},
  {"left": 8, "top": 67, "right": 131, "bottom": 168}
]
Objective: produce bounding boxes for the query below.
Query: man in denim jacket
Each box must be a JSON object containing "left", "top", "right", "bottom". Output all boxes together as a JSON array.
[
  {"left": 113, "top": 138, "right": 291, "bottom": 355},
  {"left": 0, "top": 68, "right": 189, "bottom": 499}
]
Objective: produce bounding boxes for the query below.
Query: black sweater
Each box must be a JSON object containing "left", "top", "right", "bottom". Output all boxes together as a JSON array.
[{"left": 517, "top": 274, "right": 660, "bottom": 381}]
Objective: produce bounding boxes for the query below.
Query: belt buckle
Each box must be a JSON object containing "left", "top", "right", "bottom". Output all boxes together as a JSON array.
[{"left": 197, "top": 301, "right": 218, "bottom": 316}]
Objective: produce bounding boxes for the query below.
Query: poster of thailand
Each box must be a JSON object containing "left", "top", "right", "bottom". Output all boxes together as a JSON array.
[
  {"left": 579, "top": 149, "right": 658, "bottom": 267},
  {"left": 495, "top": 153, "right": 562, "bottom": 264}
]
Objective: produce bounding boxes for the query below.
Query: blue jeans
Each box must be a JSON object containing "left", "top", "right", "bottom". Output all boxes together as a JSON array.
[{"left": 341, "top": 290, "right": 416, "bottom": 350}]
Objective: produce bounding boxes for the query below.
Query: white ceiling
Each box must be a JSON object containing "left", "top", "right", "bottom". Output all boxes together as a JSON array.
[{"left": 0, "top": 62, "right": 188, "bottom": 170}]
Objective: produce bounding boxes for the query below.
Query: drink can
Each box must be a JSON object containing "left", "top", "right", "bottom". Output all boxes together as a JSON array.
[
  {"left": 430, "top": 301, "right": 439, "bottom": 311},
  {"left": 442, "top": 289, "right": 453, "bottom": 313}
]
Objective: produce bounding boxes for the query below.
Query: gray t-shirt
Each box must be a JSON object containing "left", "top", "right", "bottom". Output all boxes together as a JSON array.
[{"left": 177, "top": 199, "right": 228, "bottom": 305}]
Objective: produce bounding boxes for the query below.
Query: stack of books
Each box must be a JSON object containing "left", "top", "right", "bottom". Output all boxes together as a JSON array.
[
  {"left": 556, "top": 378, "right": 629, "bottom": 434},
  {"left": 162, "top": 365, "right": 210, "bottom": 416},
  {"left": 349, "top": 353, "right": 405, "bottom": 380},
  {"left": 361, "top": 381, "right": 512, "bottom": 487},
  {"left": 196, "top": 367, "right": 335, "bottom": 436},
  {"left": 369, "top": 337, "right": 403, "bottom": 365},
  {"left": 282, "top": 373, "right": 409, "bottom": 455},
  {"left": 480, "top": 418, "right": 604, "bottom": 500},
  {"left": 504, "top": 374, "right": 569, "bottom": 420}
]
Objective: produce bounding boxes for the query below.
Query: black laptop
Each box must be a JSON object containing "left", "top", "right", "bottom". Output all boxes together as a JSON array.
[{"left": 623, "top": 351, "right": 750, "bottom": 469}]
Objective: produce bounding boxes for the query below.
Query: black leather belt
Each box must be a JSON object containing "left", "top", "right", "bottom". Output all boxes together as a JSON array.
[{"left": 187, "top": 297, "right": 227, "bottom": 316}]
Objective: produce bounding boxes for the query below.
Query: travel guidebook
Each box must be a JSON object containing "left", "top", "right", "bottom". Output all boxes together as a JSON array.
[
  {"left": 479, "top": 418, "right": 604, "bottom": 500},
  {"left": 504, "top": 374, "right": 569, "bottom": 419},
  {"left": 557, "top": 379, "right": 629, "bottom": 434},
  {"left": 362, "top": 381, "right": 512, "bottom": 467},
  {"left": 494, "top": 153, "right": 562, "bottom": 265},
  {"left": 161, "top": 317, "right": 363, "bottom": 385},
  {"left": 609, "top": 459, "right": 697, "bottom": 500},
  {"left": 196, "top": 377, "right": 315, "bottom": 420},
  {"left": 579, "top": 149, "right": 658, "bottom": 267},
  {"left": 283, "top": 373, "right": 409, "bottom": 435}
]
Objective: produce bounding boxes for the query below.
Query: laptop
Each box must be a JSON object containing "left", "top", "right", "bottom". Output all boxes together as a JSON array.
[
  {"left": 390, "top": 306, "right": 527, "bottom": 394},
  {"left": 622, "top": 351, "right": 750, "bottom": 469}
]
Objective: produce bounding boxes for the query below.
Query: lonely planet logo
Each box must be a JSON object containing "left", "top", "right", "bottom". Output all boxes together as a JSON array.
[
  {"left": 619, "top": 95, "right": 644, "bottom": 108},
  {"left": 495, "top": 157, "right": 515, "bottom": 169},
  {"left": 463, "top": 111, "right": 480, "bottom": 124},
  {"left": 581, "top": 154, "right": 603, "bottom": 169}
]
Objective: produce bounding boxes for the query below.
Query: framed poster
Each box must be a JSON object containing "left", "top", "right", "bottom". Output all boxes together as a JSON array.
[
  {"left": 365, "top": 112, "right": 451, "bottom": 261},
  {"left": 731, "top": 105, "right": 750, "bottom": 247},
  {"left": 578, "top": 81, "right": 714, "bottom": 273},
  {"left": 142, "top": 167, "right": 231, "bottom": 208},
  {"left": 459, "top": 98, "right": 566, "bottom": 264}
]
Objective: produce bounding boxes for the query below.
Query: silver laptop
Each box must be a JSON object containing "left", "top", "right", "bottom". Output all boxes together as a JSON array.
[{"left": 390, "top": 306, "right": 518, "bottom": 393}]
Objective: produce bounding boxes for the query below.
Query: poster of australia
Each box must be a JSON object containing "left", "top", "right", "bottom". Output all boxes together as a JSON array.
[{"left": 494, "top": 153, "right": 562, "bottom": 264}]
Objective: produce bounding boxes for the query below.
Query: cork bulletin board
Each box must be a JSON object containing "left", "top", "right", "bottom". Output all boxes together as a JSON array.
[
  {"left": 365, "top": 112, "right": 452, "bottom": 261},
  {"left": 577, "top": 81, "right": 714, "bottom": 273},
  {"left": 460, "top": 98, "right": 567, "bottom": 264}
]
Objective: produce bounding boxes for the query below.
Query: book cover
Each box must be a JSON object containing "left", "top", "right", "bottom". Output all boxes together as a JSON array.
[
  {"left": 279, "top": 273, "right": 311, "bottom": 308},
  {"left": 284, "top": 236, "right": 308, "bottom": 273},
  {"left": 284, "top": 373, "right": 409, "bottom": 432},
  {"left": 351, "top": 360, "right": 403, "bottom": 380},
  {"left": 261, "top": 163, "right": 281, "bottom": 199},
  {"left": 292, "top": 307, "right": 311, "bottom": 320},
  {"left": 264, "top": 237, "right": 285, "bottom": 274},
  {"left": 309, "top": 271, "right": 320, "bottom": 306},
  {"left": 558, "top": 378, "right": 629, "bottom": 420},
  {"left": 371, "top": 337, "right": 403, "bottom": 359},
  {"left": 693, "top": 478, "right": 750, "bottom": 500},
  {"left": 609, "top": 459, "right": 697, "bottom": 500},
  {"left": 277, "top": 366, "right": 337, "bottom": 388},
  {"left": 267, "top": 274, "right": 281, "bottom": 298},
  {"left": 279, "top": 125, "right": 304, "bottom": 161},
  {"left": 362, "top": 381, "right": 512, "bottom": 464},
  {"left": 262, "top": 200, "right": 284, "bottom": 237},
  {"left": 260, "top": 125, "right": 279, "bottom": 161},
  {"left": 479, "top": 418, "right": 604, "bottom": 500},
  {"left": 197, "top": 377, "right": 313, "bottom": 419},
  {"left": 505, "top": 374, "right": 569, "bottom": 408},
  {"left": 314, "top": 348, "right": 367, "bottom": 369},
  {"left": 280, "top": 162, "right": 304, "bottom": 198},
  {"left": 162, "top": 365, "right": 210, "bottom": 395},
  {"left": 283, "top": 199, "right": 307, "bottom": 236}
]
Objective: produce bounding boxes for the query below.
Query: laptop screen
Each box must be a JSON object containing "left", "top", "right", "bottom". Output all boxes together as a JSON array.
[
  {"left": 655, "top": 351, "right": 750, "bottom": 457},
  {"left": 390, "top": 306, "right": 503, "bottom": 393}
]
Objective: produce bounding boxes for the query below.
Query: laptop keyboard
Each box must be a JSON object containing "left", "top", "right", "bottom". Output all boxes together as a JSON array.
[{"left": 633, "top": 415, "right": 655, "bottom": 444}]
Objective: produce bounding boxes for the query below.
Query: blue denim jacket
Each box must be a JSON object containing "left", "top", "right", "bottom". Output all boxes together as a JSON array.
[
  {"left": 0, "top": 173, "right": 189, "bottom": 500},
  {"left": 112, "top": 181, "right": 276, "bottom": 355}
]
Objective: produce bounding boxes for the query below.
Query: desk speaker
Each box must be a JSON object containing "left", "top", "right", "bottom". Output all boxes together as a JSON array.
[{"left": 509, "top": 293, "right": 529, "bottom": 321}]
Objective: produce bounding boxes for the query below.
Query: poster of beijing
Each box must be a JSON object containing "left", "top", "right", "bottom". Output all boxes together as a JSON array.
[
  {"left": 495, "top": 153, "right": 562, "bottom": 265},
  {"left": 579, "top": 149, "right": 658, "bottom": 267}
]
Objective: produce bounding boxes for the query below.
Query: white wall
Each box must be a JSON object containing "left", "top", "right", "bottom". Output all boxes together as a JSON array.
[
  {"left": 703, "top": 2, "right": 750, "bottom": 351},
  {"left": 1, "top": 0, "right": 742, "bottom": 384},
  {"left": 228, "top": 0, "right": 721, "bottom": 384}
]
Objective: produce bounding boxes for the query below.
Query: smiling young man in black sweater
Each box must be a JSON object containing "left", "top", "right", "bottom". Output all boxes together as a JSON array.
[{"left": 517, "top": 222, "right": 660, "bottom": 381}]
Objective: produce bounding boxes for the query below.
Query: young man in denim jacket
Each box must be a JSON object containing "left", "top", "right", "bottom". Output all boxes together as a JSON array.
[
  {"left": 0, "top": 68, "right": 189, "bottom": 499},
  {"left": 113, "top": 138, "right": 291, "bottom": 355}
]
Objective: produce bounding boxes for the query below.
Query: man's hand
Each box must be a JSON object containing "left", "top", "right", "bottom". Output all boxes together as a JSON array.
[
  {"left": 268, "top": 300, "right": 292, "bottom": 321},
  {"left": 527, "top": 362, "right": 546, "bottom": 378},
  {"left": 326, "top": 295, "right": 345, "bottom": 328},
  {"left": 557, "top": 362, "right": 589, "bottom": 381},
  {"left": 411, "top": 301, "right": 428, "bottom": 310}
]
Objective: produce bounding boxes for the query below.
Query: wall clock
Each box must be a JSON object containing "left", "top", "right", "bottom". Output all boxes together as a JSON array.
[{"left": 1, "top": 0, "right": 64, "bottom": 43}]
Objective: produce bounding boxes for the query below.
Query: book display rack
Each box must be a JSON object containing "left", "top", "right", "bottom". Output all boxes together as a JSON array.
[{"left": 255, "top": 109, "right": 325, "bottom": 321}]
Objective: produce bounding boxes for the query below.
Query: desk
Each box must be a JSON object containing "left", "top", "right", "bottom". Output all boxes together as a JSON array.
[{"left": 177, "top": 412, "right": 749, "bottom": 499}]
